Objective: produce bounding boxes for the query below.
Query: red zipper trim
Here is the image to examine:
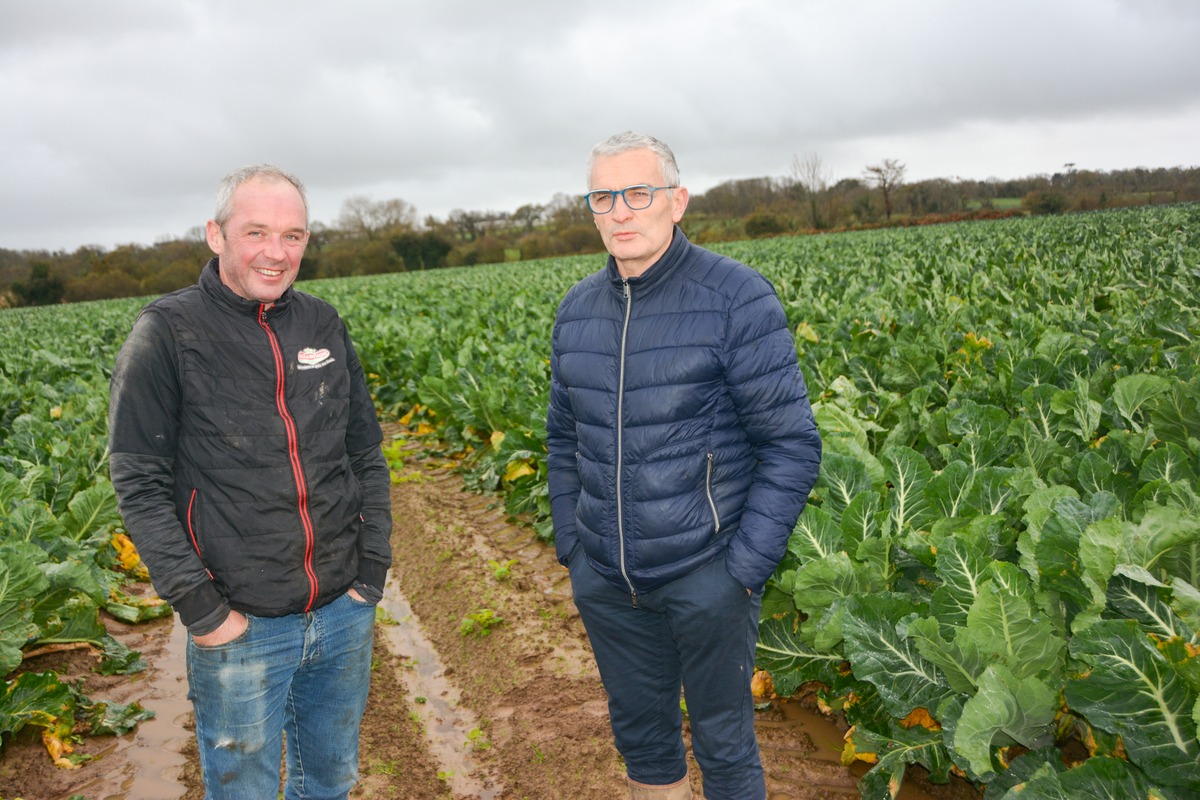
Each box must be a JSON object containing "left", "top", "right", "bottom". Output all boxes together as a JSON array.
[
  {"left": 186, "top": 488, "right": 214, "bottom": 579},
  {"left": 259, "top": 306, "right": 319, "bottom": 611}
]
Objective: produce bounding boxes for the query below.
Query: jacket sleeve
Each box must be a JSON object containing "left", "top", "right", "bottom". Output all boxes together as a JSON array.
[
  {"left": 545, "top": 315, "right": 581, "bottom": 566},
  {"left": 343, "top": 325, "right": 392, "bottom": 594},
  {"left": 721, "top": 272, "right": 822, "bottom": 591},
  {"left": 108, "top": 309, "right": 229, "bottom": 634}
]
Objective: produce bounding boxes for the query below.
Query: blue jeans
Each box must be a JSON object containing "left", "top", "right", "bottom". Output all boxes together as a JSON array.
[
  {"left": 569, "top": 551, "right": 766, "bottom": 800},
  {"left": 186, "top": 591, "right": 376, "bottom": 800}
]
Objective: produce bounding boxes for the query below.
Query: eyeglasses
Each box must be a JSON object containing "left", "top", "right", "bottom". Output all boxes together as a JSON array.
[{"left": 584, "top": 184, "right": 676, "bottom": 214}]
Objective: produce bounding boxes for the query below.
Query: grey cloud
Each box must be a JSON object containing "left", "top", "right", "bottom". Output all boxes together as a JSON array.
[{"left": 2, "top": 0, "right": 1198, "bottom": 252}]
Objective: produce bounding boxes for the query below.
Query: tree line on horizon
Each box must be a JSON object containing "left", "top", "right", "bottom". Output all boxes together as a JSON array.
[{"left": 2, "top": 160, "right": 1197, "bottom": 308}]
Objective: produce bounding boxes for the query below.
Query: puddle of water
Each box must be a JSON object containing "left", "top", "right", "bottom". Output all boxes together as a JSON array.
[
  {"left": 55, "top": 617, "right": 191, "bottom": 800},
  {"left": 112, "top": 618, "right": 192, "bottom": 800},
  {"left": 56, "top": 580, "right": 503, "bottom": 800},
  {"left": 762, "top": 697, "right": 972, "bottom": 800},
  {"left": 377, "top": 576, "right": 504, "bottom": 800}
]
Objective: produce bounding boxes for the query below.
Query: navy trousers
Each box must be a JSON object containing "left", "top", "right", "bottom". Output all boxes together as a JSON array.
[{"left": 569, "top": 550, "right": 766, "bottom": 800}]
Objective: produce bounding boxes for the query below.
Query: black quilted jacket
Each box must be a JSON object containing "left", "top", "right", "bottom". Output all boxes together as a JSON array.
[{"left": 109, "top": 260, "right": 391, "bottom": 632}]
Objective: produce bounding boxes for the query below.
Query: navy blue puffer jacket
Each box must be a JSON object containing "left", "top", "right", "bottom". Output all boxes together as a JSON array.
[{"left": 546, "top": 228, "right": 821, "bottom": 597}]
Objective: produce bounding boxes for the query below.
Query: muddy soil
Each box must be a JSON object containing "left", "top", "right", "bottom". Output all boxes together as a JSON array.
[{"left": 0, "top": 438, "right": 983, "bottom": 800}]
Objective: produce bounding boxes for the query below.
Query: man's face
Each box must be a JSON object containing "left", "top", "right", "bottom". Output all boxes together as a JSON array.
[
  {"left": 589, "top": 148, "right": 688, "bottom": 279},
  {"left": 206, "top": 177, "right": 309, "bottom": 306}
]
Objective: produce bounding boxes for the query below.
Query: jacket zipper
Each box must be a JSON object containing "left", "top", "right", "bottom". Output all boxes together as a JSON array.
[
  {"left": 186, "top": 489, "right": 214, "bottom": 579},
  {"left": 258, "top": 305, "right": 319, "bottom": 611},
  {"left": 617, "top": 281, "right": 637, "bottom": 606},
  {"left": 706, "top": 453, "right": 721, "bottom": 535}
]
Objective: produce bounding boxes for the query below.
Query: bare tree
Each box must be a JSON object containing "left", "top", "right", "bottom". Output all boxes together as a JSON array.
[
  {"left": 864, "top": 159, "right": 907, "bottom": 221},
  {"left": 336, "top": 196, "right": 418, "bottom": 239},
  {"left": 790, "top": 152, "right": 831, "bottom": 229},
  {"left": 511, "top": 203, "right": 545, "bottom": 234}
]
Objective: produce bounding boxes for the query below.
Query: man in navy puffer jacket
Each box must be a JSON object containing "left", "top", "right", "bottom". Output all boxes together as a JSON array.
[{"left": 547, "top": 132, "right": 822, "bottom": 800}]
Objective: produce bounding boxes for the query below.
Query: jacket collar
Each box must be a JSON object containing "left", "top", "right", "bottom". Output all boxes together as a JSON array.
[
  {"left": 606, "top": 225, "right": 690, "bottom": 292},
  {"left": 199, "top": 257, "right": 294, "bottom": 317}
]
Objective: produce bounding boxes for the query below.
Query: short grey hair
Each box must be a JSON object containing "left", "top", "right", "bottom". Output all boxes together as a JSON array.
[
  {"left": 587, "top": 131, "right": 680, "bottom": 189},
  {"left": 213, "top": 164, "right": 309, "bottom": 229}
]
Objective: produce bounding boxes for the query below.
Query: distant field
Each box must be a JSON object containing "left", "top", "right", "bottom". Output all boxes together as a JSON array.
[{"left": 966, "top": 196, "right": 1023, "bottom": 210}]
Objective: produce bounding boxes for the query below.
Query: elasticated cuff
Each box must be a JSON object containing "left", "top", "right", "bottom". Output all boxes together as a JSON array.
[{"left": 174, "top": 581, "right": 229, "bottom": 635}]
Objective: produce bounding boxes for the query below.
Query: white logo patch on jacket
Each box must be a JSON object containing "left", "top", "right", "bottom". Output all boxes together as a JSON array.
[{"left": 296, "top": 347, "right": 336, "bottom": 370}]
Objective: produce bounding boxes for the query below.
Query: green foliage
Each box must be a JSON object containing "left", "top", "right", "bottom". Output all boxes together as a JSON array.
[
  {"left": 459, "top": 608, "right": 503, "bottom": 637},
  {"left": 3, "top": 204, "right": 1200, "bottom": 794},
  {"left": 736, "top": 205, "right": 1200, "bottom": 797},
  {"left": 0, "top": 296, "right": 163, "bottom": 759},
  {"left": 489, "top": 558, "right": 518, "bottom": 581},
  {"left": 10, "top": 263, "right": 65, "bottom": 307}
]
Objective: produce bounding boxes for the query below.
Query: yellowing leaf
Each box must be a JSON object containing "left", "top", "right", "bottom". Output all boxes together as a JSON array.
[
  {"left": 841, "top": 728, "right": 877, "bottom": 766},
  {"left": 750, "top": 669, "right": 774, "bottom": 699},
  {"left": 899, "top": 707, "right": 941, "bottom": 730},
  {"left": 111, "top": 533, "right": 148, "bottom": 578},
  {"left": 795, "top": 321, "right": 821, "bottom": 343},
  {"left": 490, "top": 430, "right": 506, "bottom": 451},
  {"left": 504, "top": 459, "right": 535, "bottom": 482},
  {"left": 42, "top": 730, "right": 80, "bottom": 769}
]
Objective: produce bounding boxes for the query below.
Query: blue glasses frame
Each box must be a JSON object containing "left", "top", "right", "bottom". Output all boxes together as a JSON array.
[{"left": 584, "top": 184, "right": 676, "bottom": 214}]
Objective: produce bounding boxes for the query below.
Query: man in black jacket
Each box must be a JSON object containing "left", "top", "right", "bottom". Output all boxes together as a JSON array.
[{"left": 108, "top": 165, "right": 392, "bottom": 799}]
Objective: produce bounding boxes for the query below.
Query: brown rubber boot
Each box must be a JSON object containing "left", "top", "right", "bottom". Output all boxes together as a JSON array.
[{"left": 627, "top": 775, "right": 693, "bottom": 799}]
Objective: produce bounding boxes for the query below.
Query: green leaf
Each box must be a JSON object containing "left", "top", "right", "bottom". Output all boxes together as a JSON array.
[
  {"left": 0, "top": 671, "right": 73, "bottom": 741},
  {"left": 816, "top": 451, "right": 874, "bottom": 522},
  {"left": 995, "top": 754, "right": 1162, "bottom": 800},
  {"left": 1139, "top": 443, "right": 1196, "bottom": 486},
  {"left": 967, "top": 467, "right": 1020, "bottom": 518},
  {"left": 787, "top": 505, "right": 842, "bottom": 563},
  {"left": 929, "top": 534, "right": 991, "bottom": 628},
  {"left": 943, "top": 400, "right": 1010, "bottom": 469},
  {"left": 953, "top": 664, "right": 1058, "bottom": 779},
  {"left": 1090, "top": 506, "right": 1200, "bottom": 588},
  {"left": 842, "top": 490, "right": 884, "bottom": 551},
  {"left": 0, "top": 543, "right": 49, "bottom": 676},
  {"left": 1149, "top": 377, "right": 1200, "bottom": 448},
  {"left": 74, "top": 687, "right": 155, "bottom": 735},
  {"left": 967, "top": 564, "right": 1067, "bottom": 679},
  {"left": 851, "top": 720, "right": 953, "bottom": 800},
  {"left": 1112, "top": 373, "right": 1173, "bottom": 432},
  {"left": 1050, "top": 377, "right": 1102, "bottom": 443},
  {"left": 755, "top": 614, "right": 843, "bottom": 696},
  {"left": 1067, "top": 619, "right": 1200, "bottom": 793},
  {"left": 882, "top": 446, "right": 934, "bottom": 536},
  {"left": 927, "top": 460, "right": 975, "bottom": 519},
  {"left": 61, "top": 480, "right": 120, "bottom": 542},
  {"left": 907, "top": 615, "right": 985, "bottom": 694},
  {"left": 1035, "top": 495, "right": 1118, "bottom": 629},
  {"left": 791, "top": 552, "right": 860, "bottom": 618},
  {"left": 1011, "top": 357, "right": 1059, "bottom": 394},
  {"left": 841, "top": 594, "right": 952, "bottom": 719},
  {"left": 1105, "top": 566, "right": 1196, "bottom": 644}
]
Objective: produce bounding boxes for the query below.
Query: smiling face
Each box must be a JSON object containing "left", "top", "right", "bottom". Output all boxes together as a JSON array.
[
  {"left": 589, "top": 148, "right": 688, "bottom": 279},
  {"left": 205, "top": 177, "right": 309, "bottom": 306}
]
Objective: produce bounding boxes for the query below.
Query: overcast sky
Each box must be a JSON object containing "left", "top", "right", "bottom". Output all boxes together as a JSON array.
[{"left": 2, "top": 0, "right": 1198, "bottom": 253}]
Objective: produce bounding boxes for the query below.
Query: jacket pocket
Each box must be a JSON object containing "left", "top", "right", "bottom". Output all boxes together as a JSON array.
[
  {"left": 706, "top": 452, "right": 721, "bottom": 536},
  {"left": 186, "top": 489, "right": 215, "bottom": 580}
]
